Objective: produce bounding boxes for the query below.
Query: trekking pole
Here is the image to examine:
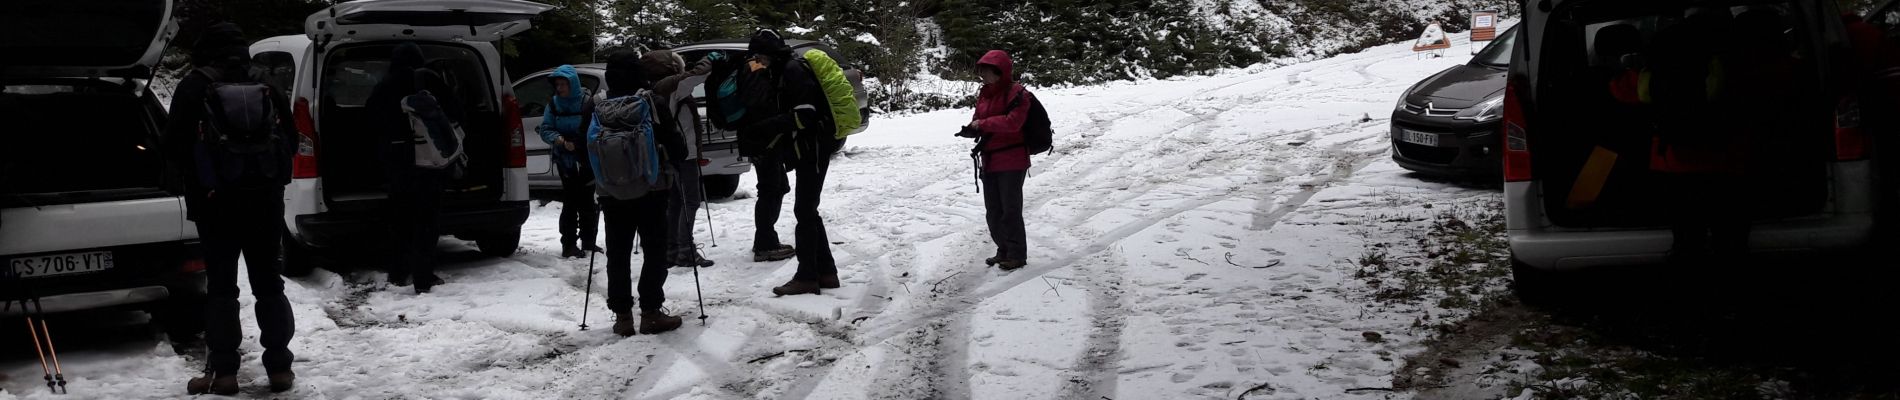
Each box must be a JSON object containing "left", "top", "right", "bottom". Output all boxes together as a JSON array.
[
  {"left": 40, "top": 318, "right": 66, "bottom": 393},
  {"left": 698, "top": 161, "right": 717, "bottom": 248},
  {"left": 579, "top": 250, "right": 598, "bottom": 331},
  {"left": 692, "top": 245, "right": 708, "bottom": 326},
  {"left": 26, "top": 317, "right": 53, "bottom": 393}
]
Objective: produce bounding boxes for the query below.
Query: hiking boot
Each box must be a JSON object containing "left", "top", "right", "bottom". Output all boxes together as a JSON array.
[
  {"left": 562, "top": 242, "right": 584, "bottom": 259},
  {"left": 414, "top": 275, "right": 445, "bottom": 294},
  {"left": 612, "top": 312, "right": 638, "bottom": 337},
  {"left": 818, "top": 274, "right": 841, "bottom": 289},
  {"left": 754, "top": 245, "right": 796, "bottom": 262},
  {"left": 998, "top": 259, "right": 1027, "bottom": 271},
  {"left": 268, "top": 371, "right": 296, "bottom": 393},
  {"left": 676, "top": 251, "right": 716, "bottom": 269},
  {"left": 772, "top": 279, "right": 822, "bottom": 296},
  {"left": 984, "top": 256, "right": 1003, "bottom": 267},
  {"left": 640, "top": 310, "right": 684, "bottom": 334},
  {"left": 582, "top": 242, "right": 604, "bottom": 253},
  {"left": 186, "top": 372, "right": 238, "bottom": 396}
]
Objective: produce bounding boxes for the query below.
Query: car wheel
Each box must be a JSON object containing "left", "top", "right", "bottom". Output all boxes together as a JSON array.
[
  {"left": 1510, "top": 259, "right": 1568, "bottom": 307},
  {"left": 703, "top": 174, "right": 741, "bottom": 200},
  {"left": 478, "top": 229, "right": 522, "bottom": 258},
  {"left": 281, "top": 230, "right": 320, "bottom": 277}
]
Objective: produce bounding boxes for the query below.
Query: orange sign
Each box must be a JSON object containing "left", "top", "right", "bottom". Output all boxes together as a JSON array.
[
  {"left": 1472, "top": 11, "right": 1500, "bottom": 42},
  {"left": 1413, "top": 23, "right": 1451, "bottom": 52}
]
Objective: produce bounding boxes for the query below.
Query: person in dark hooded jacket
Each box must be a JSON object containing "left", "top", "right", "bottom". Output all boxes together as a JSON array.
[
  {"left": 641, "top": 50, "right": 719, "bottom": 269},
  {"left": 738, "top": 30, "right": 843, "bottom": 296},
  {"left": 538, "top": 65, "right": 601, "bottom": 258},
  {"left": 366, "top": 42, "right": 455, "bottom": 293},
  {"left": 591, "top": 50, "right": 688, "bottom": 336},
  {"left": 167, "top": 22, "right": 300, "bottom": 395},
  {"left": 963, "top": 50, "right": 1034, "bottom": 270}
]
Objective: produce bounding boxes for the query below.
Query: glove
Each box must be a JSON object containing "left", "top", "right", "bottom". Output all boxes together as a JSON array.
[{"left": 955, "top": 126, "right": 981, "bottom": 138}]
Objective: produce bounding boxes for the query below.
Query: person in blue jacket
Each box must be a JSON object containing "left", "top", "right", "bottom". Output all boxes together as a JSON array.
[{"left": 538, "top": 65, "right": 601, "bottom": 258}]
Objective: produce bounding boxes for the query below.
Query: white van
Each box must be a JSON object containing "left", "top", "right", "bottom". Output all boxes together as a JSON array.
[
  {"left": 1, "top": 0, "right": 204, "bottom": 336},
  {"left": 263, "top": 0, "right": 551, "bottom": 274}
]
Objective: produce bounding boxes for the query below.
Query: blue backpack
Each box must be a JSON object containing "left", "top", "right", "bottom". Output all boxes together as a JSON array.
[
  {"left": 589, "top": 91, "right": 672, "bottom": 200},
  {"left": 194, "top": 69, "right": 292, "bottom": 190}
]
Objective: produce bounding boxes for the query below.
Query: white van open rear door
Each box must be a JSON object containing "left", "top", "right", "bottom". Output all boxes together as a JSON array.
[
  {"left": 306, "top": 0, "right": 553, "bottom": 44},
  {"left": 0, "top": 0, "right": 176, "bottom": 79}
]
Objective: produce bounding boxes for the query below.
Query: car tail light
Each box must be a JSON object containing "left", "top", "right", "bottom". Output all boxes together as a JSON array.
[
  {"left": 180, "top": 258, "right": 206, "bottom": 274},
  {"left": 503, "top": 94, "right": 528, "bottom": 168},
  {"left": 698, "top": 158, "right": 710, "bottom": 167},
  {"left": 1836, "top": 96, "right": 1869, "bottom": 161},
  {"left": 1501, "top": 81, "right": 1533, "bottom": 182},
  {"left": 293, "top": 97, "right": 320, "bottom": 179}
]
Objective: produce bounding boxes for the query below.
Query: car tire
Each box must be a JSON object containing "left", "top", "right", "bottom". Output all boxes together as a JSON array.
[
  {"left": 1510, "top": 259, "right": 1568, "bottom": 307},
  {"left": 281, "top": 230, "right": 320, "bottom": 277},
  {"left": 703, "top": 174, "right": 741, "bottom": 200},
  {"left": 478, "top": 229, "right": 522, "bottom": 258}
]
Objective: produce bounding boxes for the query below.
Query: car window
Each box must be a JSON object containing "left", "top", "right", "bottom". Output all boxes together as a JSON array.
[
  {"left": 321, "top": 43, "right": 495, "bottom": 112},
  {"left": 513, "top": 74, "right": 600, "bottom": 117},
  {"left": 1472, "top": 26, "right": 1518, "bottom": 68},
  {"left": 252, "top": 51, "right": 297, "bottom": 103}
]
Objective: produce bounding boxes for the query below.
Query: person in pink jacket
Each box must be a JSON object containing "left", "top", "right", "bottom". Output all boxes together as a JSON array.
[{"left": 962, "top": 50, "right": 1033, "bottom": 270}]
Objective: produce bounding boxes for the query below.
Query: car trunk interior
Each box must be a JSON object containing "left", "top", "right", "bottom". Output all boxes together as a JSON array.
[
  {"left": 1, "top": 83, "right": 170, "bottom": 208},
  {"left": 318, "top": 43, "right": 504, "bottom": 212},
  {"left": 1532, "top": 0, "right": 1835, "bottom": 228}
]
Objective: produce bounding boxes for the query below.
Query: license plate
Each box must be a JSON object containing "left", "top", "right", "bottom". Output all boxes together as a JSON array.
[
  {"left": 1401, "top": 130, "right": 1441, "bottom": 146},
  {"left": 8, "top": 251, "right": 114, "bottom": 279}
]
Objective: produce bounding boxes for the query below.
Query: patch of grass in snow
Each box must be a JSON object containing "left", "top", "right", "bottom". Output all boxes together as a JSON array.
[
  {"left": 1350, "top": 199, "right": 1511, "bottom": 326},
  {"left": 1500, "top": 320, "right": 1794, "bottom": 400}
]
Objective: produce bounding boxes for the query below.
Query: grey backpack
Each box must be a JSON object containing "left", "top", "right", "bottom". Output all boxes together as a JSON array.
[{"left": 590, "top": 91, "right": 672, "bottom": 200}]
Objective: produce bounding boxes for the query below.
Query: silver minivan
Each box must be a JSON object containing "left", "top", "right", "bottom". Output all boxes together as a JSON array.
[
  {"left": 1503, "top": 0, "right": 1877, "bottom": 298},
  {"left": 1, "top": 0, "right": 204, "bottom": 335}
]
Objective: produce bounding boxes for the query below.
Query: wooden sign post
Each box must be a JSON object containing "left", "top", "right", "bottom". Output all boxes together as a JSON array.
[{"left": 1471, "top": 10, "right": 1499, "bottom": 54}]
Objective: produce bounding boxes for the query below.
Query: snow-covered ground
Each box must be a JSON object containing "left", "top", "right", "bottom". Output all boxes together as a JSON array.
[{"left": 2, "top": 30, "right": 1508, "bottom": 399}]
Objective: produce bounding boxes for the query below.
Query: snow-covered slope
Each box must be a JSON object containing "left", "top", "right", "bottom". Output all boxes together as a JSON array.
[{"left": 1, "top": 30, "right": 1506, "bottom": 399}]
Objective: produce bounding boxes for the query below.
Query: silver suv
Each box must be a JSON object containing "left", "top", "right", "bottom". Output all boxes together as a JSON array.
[
  {"left": 1, "top": 0, "right": 204, "bottom": 335},
  {"left": 1503, "top": 1, "right": 1877, "bottom": 298},
  {"left": 519, "top": 39, "right": 871, "bottom": 200}
]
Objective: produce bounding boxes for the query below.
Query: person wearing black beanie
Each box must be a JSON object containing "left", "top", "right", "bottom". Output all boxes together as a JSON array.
[{"left": 736, "top": 29, "right": 843, "bottom": 296}]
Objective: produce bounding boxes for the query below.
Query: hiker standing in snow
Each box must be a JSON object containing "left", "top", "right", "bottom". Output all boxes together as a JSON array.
[
  {"left": 738, "top": 30, "right": 844, "bottom": 296},
  {"left": 538, "top": 65, "right": 602, "bottom": 259},
  {"left": 593, "top": 51, "right": 686, "bottom": 335},
  {"left": 367, "top": 42, "right": 454, "bottom": 293},
  {"left": 640, "top": 50, "right": 720, "bottom": 269},
  {"left": 167, "top": 22, "right": 299, "bottom": 395},
  {"left": 960, "top": 50, "right": 1034, "bottom": 271}
]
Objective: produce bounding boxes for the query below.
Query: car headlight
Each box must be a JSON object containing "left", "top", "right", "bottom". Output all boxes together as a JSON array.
[{"left": 1455, "top": 96, "right": 1505, "bottom": 122}]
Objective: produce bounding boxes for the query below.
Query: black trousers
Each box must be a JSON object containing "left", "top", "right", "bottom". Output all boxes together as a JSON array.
[
  {"left": 753, "top": 155, "right": 791, "bottom": 252},
  {"left": 602, "top": 193, "right": 671, "bottom": 313},
  {"left": 196, "top": 188, "right": 295, "bottom": 374},
  {"left": 388, "top": 168, "right": 443, "bottom": 282},
  {"left": 559, "top": 166, "right": 599, "bottom": 247},
  {"left": 753, "top": 137, "right": 840, "bottom": 281},
  {"left": 1665, "top": 172, "right": 1751, "bottom": 262},
  {"left": 667, "top": 160, "right": 703, "bottom": 261},
  {"left": 982, "top": 171, "right": 1029, "bottom": 261}
]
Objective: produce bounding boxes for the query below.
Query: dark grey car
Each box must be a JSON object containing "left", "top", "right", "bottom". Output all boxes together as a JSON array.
[{"left": 1390, "top": 25, "right": 1518, "bottom": 177}]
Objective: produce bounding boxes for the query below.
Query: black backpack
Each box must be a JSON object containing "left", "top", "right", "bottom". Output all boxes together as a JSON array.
[
  {"left": 195, "top": 69, "right": 292, "bottom": 190},
  {"left": 1015, "top": 91, "right": 1053, "bottom": 155}
]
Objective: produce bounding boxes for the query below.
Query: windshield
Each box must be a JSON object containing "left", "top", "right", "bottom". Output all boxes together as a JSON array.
[{"left": 1473, "top": 26, "right": 1518, "bottom": 67}]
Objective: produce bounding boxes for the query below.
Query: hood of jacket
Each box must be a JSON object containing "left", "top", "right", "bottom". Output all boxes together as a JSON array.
[
  {"left": 549, "top": 64, "right": 586, "bottom": 113},
  {"left": 977, "top": 50, "right": 1016, "bottom": 96}
]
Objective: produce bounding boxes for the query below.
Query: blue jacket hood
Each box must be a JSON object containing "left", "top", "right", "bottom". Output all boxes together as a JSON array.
[{"left": 549, "top": 64, "right": 586, "bottom": 113}]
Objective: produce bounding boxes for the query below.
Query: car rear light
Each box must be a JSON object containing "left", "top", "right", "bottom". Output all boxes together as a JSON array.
[
  {"left": 180, "top": 258, "right": 206, "bottom": 274},
  {"left": 503, "top": 94, "right": 527, "bottom": 168},
  {"left": 293, "top": 97, "right": 320, "bottom": 179},
  {"left": 1501, "top": 82, "right": 1533, "bottom": 182},
  {"left": 698, "top": 158, "right": 710, "bottom": 167},
  {"left": 1836, "top": 96, "right": 1869, "bottom": 161}
]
